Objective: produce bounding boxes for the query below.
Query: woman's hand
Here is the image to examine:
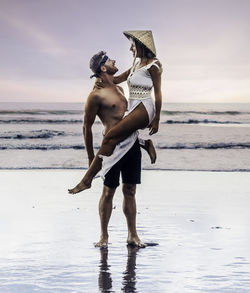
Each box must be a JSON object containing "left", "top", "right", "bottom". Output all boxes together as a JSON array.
[
  {"left": 93, "top": 78, "right": 104, "bottom": 90},
  {"left": 148, "top": 117, "right": 160, "bottom": 135}
]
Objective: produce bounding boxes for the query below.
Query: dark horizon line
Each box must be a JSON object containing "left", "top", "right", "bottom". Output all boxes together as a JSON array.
[{"left": 1, "top": 101, "right": 250, "bottom": 104}]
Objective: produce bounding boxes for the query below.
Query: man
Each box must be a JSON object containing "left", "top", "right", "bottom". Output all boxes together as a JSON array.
[{"left": 82, "top": 51, "right": 146, "bottom": 248}]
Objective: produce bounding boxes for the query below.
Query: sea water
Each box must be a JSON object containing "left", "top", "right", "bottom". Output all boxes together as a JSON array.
[{"left": 0, "top": 102, "right": 250, "bottom": 171}]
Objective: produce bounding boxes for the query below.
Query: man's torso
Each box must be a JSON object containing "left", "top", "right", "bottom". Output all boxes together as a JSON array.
[{"left": 96, "top": 86, "right": 128, "bottom": 134}]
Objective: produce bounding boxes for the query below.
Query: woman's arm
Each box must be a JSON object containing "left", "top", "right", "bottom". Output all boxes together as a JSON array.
[
  {"left": 113, "top": 69, "right": 131, "bottom": 84},
  {"left": 148, "top": 61, "right": 163, "bottom": 135},
  {"left": 93, "top": 69, "right": 130, "bottom": 89}
]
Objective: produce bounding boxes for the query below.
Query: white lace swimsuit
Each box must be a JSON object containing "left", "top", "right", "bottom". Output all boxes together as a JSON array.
[
  {"left": 126, "top": 59, "right": 160, "bottom": 124},
  {"left": 98, "top": 59, "right": 160, "bottom": 179}
]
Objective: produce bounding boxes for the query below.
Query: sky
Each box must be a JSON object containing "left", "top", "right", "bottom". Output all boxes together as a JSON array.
[{"left": 0, "top": 0, "right": 250, "bottom": 103}]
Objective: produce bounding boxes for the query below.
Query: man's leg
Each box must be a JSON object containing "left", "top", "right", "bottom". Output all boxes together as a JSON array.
[
  {"left": 95, "top": 185, "right": 116, "bottom": 247},
  {"left": 122, "top": 183, "right": 146, "bottom": 248}
]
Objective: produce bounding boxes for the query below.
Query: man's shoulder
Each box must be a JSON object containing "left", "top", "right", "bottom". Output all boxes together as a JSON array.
[
  {"left": 87, "top": 89, "right": 102, "bottom": 101},
  {"left": 90, "top": 87, "right": 111, "bottom": 97}
]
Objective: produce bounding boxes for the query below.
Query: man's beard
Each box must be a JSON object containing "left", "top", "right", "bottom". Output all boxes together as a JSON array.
[{"left": 106, "top": 67, "right": 118, "bottom": 75}]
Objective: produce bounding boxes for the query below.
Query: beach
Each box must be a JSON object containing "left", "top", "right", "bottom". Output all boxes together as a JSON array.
[{"left": 1, "top": 170, "right": 250, "bottom": 292}]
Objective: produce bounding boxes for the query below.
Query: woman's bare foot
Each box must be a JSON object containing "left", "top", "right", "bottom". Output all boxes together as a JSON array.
[
  {"left": 144, "top": 139, "right": 157, "bottom": 164},
  {"left": 127, "top": 236, "right": 147, "bottom": 248},
  {"left": 68, "top": 180, "right": 91, "bottom": 194},
  {"left": 94, "top": 237, "right": 108, "bottom": 248}
]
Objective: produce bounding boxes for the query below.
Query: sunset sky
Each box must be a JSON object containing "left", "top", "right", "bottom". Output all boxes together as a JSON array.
[{"left": 0, "top": 0, "right": 250, "bottom": 103}]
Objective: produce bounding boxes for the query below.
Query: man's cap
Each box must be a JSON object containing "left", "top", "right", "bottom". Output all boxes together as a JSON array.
[{"left": 89, "top": 51, "right": 107, "bottom": 78}]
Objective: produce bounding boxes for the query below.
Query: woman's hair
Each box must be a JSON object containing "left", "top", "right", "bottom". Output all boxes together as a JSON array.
[{"left": 135, "top": 40, "right": 155, "bottom": 59}]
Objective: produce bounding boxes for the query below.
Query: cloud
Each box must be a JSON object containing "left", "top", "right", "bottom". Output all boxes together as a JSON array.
[
  {"left": 0, "top": 11, "right": 67, "bottom": 56},
  {"left": 165, "top": 79, "right": 250, "bottom": 103},
  {"left": 0, "top": 79, "right": 92, "bottom": 102}
]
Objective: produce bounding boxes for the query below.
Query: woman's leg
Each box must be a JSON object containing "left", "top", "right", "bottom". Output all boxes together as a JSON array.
[
  {"left": 97, "top": 103, "right": 149, "bottom": 156},
  {"left": 68, "top": 103, "right": 149, "bottom": 194}
]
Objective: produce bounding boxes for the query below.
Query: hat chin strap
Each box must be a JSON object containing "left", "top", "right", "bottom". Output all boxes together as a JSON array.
[{"left": 130, "top": 38, "right": 138, "bottom": 73}]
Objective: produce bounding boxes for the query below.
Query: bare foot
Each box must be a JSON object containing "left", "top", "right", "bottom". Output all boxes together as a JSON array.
[
  {"left": 127, "top": 236, "right": 147, "bottom": 248},
  {"left": 145, "top": 139, "right": 157, "bottom": 164},
  {"left": 68, "top": 180, "right": 91, "bottom": 194},
  {"left": 94, "top": 238, "right": 108, "bottom": 248}
]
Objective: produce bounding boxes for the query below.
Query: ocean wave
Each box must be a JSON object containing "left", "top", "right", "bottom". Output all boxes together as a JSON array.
[
  {"left": 0, "top": 110, "right": 81, "bottom": 115},
  {"left": 0, "top": 130, "right": 67, "bottom": 139},
  {"left": 0, "top": 119, "right": 83, "bottom": 124},
  {"left": 1, "top": 118, "right": 244, "bottom": 125},
  {"left": 157, "top": 142, "right": 250, "bottom": 149},
  {"left": 162, "top": 119, "right": 244, "bottom": 124},
  {"left": 161, "top": 110, "right": 250, "bottom": 115},
  {"left": 1, "top": 142, "right": 250, "bottom": 150},
  {"left": 0, "top": 144, "right": 85, "bottom": 150}
]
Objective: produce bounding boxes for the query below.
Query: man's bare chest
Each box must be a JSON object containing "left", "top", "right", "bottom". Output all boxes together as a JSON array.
[{"left": 100, "top": 88, "right": 127, "bottom": 111}]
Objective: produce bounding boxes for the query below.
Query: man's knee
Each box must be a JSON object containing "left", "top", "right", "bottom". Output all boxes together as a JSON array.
[
  {"left": 102, "top": 186, "right": 116, "bottom": 199},
  {"left": 122, "top": 184, "right": 136, "bottom": 198}
]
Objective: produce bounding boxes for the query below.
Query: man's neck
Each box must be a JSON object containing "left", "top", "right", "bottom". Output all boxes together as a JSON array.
[{"left": 100, "top": 73, "right": 115, "bottom": 87}]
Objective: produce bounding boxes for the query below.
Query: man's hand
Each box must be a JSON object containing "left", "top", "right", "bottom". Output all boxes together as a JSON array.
[{"left": 148, "top": 117, "right": 160, "bottom": 135}]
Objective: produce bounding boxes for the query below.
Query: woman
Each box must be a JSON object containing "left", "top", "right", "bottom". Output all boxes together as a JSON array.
[{"left": 69, "top": 30, "right": 162, "bottom": 194}]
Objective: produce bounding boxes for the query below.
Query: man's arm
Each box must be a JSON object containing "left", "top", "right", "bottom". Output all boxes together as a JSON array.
[{"left": 83, "top": 92, "right": 100, "bottom": 166}]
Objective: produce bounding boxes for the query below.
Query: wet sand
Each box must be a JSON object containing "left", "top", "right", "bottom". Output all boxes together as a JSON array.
[{"left": 0, "top": 170, "right": 250, "bottom": 292}]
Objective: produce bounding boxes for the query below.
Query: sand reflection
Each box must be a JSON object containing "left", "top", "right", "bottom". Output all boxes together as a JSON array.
[{"left": 98, "top": 246, "right": 139, "bottom": 293}]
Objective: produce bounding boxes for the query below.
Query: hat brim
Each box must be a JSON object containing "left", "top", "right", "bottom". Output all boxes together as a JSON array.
[{"left": 123, "top": 31, "right": 156, "bottom": 57}]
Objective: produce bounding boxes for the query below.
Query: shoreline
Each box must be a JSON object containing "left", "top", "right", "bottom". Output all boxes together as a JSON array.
[{"left": 1, "top": 168, "right": 250, "bottom": 172}]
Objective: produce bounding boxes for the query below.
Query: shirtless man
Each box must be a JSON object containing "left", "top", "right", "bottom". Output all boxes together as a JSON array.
[{"left": 77, "top": 51, "right": 154, "bottom": 247}]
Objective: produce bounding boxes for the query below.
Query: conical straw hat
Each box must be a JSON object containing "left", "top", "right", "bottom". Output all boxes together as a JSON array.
[{"left": 123, "top": 30, "right": 156, "bottom": 56}]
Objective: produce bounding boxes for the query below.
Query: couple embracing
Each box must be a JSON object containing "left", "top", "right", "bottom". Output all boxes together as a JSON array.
[{"left": 69, "top": 30, "right": 163, "bottom": 248}]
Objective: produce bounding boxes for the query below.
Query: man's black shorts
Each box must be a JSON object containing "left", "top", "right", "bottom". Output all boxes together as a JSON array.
[{"left": 104, "top": 139, "right": 141, "bottom": 189}]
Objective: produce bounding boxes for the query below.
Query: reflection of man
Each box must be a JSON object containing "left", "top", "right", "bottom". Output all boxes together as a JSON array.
[
  {"left": 98, "top": 247, "right": 138, "bottom": 293},
  {"left": 121, "top": 246, "right": 138, "bottom": 292},
  {"left": 98, "top": 248, "right": 112, "bottom": 292},
  {"left": 84, "top": 51, "right": 146, "bottom": 247}
]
